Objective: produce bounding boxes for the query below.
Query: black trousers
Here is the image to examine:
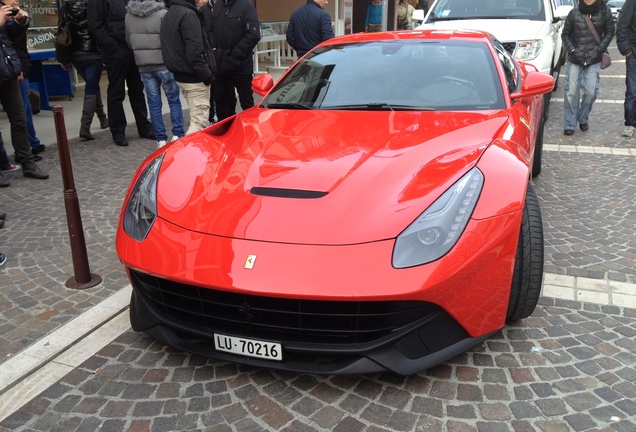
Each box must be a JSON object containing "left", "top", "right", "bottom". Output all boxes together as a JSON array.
[
  {"left": 102, "top": 47, "right": 152, "bottom": 139},
  {"left": 0, "top": 78, "right": 35, "bottom": 163},
  {"left": 214, "top": 74, "right": 254, "bottom": 121}
]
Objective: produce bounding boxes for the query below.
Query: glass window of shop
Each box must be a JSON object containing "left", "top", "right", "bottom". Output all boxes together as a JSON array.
[{"left": 21, "top": 0, "right": 59, "bottom": 52}]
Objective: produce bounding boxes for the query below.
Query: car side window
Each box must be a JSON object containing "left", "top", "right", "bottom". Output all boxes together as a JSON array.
[{"left": 493, "top": 39, "right": 519, "bottom": 93}]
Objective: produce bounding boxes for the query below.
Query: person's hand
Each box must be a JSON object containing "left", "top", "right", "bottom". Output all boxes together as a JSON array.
[
  {"left": 18, "top": 72, "right": 23, "bottom": 82},
  {"left": 60, "top": 63, "right": 69, "bottom": 71},
  {"left": 627, "top": 51, "right": 632, "bottom": 58},
  {"left": 1, "top": 4, "right": 14, "bottom": 25}
]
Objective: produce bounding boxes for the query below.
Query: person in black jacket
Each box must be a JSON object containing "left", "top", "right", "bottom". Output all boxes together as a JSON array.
[
  {"left": 0, "top": 5, "right": 48, "bottom": 184},
  {"left": 287, "top": 0, "right": 334, "bottom": 58},
  {"left": 211, "top": 0, "right": 260, "bottom": 121},
  {"left": 1, "top": 0, "right": 45, "bottom": 156},
  {"left": 161, "top": 0, "right": 215, "bottom": 134},
  {"left": 59, "top": 0, "right": 109, "bottom": 141},
  {"left": 88, "top": 0, "right": 154, "bottom": 146},
  {"left": 561, "top": 0, "right": 614, "bottom": 135}
]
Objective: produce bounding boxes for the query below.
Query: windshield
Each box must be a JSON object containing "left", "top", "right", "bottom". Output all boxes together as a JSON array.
[
  {"left": 429, "top": 0, "right": 546, "bottom": 21},
  {"left": 261, "top": 40, "right": 505, "bottom": 111}
]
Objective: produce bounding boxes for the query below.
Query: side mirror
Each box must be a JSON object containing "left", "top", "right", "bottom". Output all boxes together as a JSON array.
[
  {"left": 511, "top": 72, "right": 555, "bottom": 99},
  {"left": 252, "top": 74, "right": 274, "bottom": 96},
  {"left": 412, "top": 9, "right": 425, "bottom": 28}
]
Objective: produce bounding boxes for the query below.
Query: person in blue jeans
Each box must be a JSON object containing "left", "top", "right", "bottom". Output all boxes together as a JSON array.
[
  {"left": 1, "top": 0, "right": 45, "bottom": 156},
  {"left": 59, "top": 0, "right": 109, "bottom": 141},
  {"left": 617, "top": 0, "right": 636, "bottom": 137},
  {"left": 125, "top": 0, "right": 184, "bottom": 148},
  {"left": 561, "top": 0, "right": 614, "bottom": 135}
]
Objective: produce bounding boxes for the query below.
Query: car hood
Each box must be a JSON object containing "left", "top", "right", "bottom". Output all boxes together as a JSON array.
[
  {"left": 155, "top": 108, "right": 508, "bottom": 244},
  {"left": 418, "top": 19, "right": 552, "bottom": 42}
]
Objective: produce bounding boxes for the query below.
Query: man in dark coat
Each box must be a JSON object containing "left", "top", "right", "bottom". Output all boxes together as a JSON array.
[
  {"left": 0, "top": 5, "right": 48, "bottom": 184},
  {"left": 88, "top": 0, "right": 154, "bottom": 146},
  {"left": 161, "top": 0, "right": 215, "bottom": 133},
  {"left": 211, "top": 0, "right": 260, "bottom": 121},
  {"left": 287, "top": 0, "right": 334, "bottom": 58}
]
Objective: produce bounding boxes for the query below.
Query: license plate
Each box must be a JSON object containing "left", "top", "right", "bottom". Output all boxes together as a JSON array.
[{"left": 214, "top": 333, "right": 283, "bottom": 361}]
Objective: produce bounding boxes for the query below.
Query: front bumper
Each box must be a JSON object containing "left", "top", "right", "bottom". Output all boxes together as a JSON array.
[{"left": 128, "top": 273, "right": 495, "bottom": 375}]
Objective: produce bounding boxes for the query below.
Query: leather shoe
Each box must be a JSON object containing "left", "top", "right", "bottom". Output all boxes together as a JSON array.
[
  {"left": 564, "top": 129, "right": 574, "bottom": 135},
  {"left": 114, "top": 136, "right": 129, "bottom": 147},
  {"left": 139, "top": 129, "right": 156, "bottom": 140},
  {"left": 579, "top": 123, "right": 589, "bottom": 131},
  {"left": 0, "top": 211, "right": 6, "bottom": 220},
  {"left": 32, "top": 144, "right": 46, "bottom": 155},
  {"left": 22, "top": 161, "right": 49, "bottom": 179}
]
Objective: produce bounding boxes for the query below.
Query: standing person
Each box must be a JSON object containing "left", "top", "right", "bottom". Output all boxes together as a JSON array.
[
  {"left": 59, "top": 0, "right": 109, "bottom": 141},
  {"left": 88, "top": 0, "right": 155, "bottom": 147},
  {"left": 199, "top": 0, "right": 223, "bottom": 124},
  {"left": 617, "top": 0, "right": 636, "bottom": 136},
  {"left": 211, "top": 0, "right": 260, "bottom": 122},
  {"left": 126, "top": 0, "right": 185, "bottom": 148},
  {"left": 397, "top": 0, "right": 414, "bottom": 29},
  {"left": 365, "top": 0, "right": 382, "bottom": 32},
  {"left": 161, "top": 0, "right": 214, "bottom": 134},
  {"left": 561, "top": 0, "right": 614, "bottom": 135},
  {"left": 286, "top": 0, "right": 334, "bottom": 58},
  {"left": 1, "top": 0, "right": 45, "bottom": 156},
  {"left": 0, "top": 131, "right": 21, "bottom": 186},
  {"left": 415, "top": 0, "right": 428, "bottom": 13},
  {"left": 0, "top": 5, "right": 48, "bottom": 180}
]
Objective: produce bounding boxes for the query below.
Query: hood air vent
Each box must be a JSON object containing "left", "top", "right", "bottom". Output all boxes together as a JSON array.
[{"left": 250, "top": 187, "right": 328, "bottom": 199}]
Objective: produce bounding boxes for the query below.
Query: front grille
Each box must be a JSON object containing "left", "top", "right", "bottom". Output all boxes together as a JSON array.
[
  {"left": 131, "top": 270, "right": 440, "bottom": 345},
  {"left": 502, "top": 42, "right": 516, "bottom": 55}
]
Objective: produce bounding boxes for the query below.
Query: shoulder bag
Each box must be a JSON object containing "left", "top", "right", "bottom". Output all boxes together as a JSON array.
[
  {"left": 54, "top": 16, "right": 73, "bottom": 65},
  {"left": 583, "top": 15, "right": 611, "bottom": 69}
]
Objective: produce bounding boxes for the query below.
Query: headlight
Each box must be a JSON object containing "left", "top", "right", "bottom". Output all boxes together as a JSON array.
[
  {"left": 514, "top": 40, "right": 543, "bottom": 61},
  {"left": 123, "top": 155, "right": 163, "bottom": 241},
  {"left": 392, "top": 168, "right": 484, "bottom": 268}
]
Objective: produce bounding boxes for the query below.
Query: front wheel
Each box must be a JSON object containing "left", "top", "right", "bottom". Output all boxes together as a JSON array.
[{"left": 506, "top": 183, "right": 544, "bottom": 322}]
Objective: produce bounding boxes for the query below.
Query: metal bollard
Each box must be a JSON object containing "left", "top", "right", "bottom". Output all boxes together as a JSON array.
[{"left": 53, "top": 105, "right": 102, "bottom": 289}]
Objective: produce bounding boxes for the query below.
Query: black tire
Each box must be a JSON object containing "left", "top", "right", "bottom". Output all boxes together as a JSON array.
[
  {"left": 506, "top": 183, "right": 543, "bottom": 322},
  {"left": 532, "top": 117, "right": 544, "bottom": 178}
]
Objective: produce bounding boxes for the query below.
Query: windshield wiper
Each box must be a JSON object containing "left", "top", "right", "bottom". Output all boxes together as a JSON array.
[
  {"left": 265, "top": 102, "right": 315, "bottom": 110},
  {"left": 323, "top": 104, "right": 435, "bottom": 111}
]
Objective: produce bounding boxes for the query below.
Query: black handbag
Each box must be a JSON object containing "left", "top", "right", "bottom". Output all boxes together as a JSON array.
[
  {"left": 583, "top": 15, "right": 611, "bottom": 69},
  {"left": 55, "top": 21, "right": 73, "bottom": 65}
]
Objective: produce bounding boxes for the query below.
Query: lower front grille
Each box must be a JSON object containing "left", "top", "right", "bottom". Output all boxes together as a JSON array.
[{"left": 130, "top": 270, "right": 440, "bottom": 345}]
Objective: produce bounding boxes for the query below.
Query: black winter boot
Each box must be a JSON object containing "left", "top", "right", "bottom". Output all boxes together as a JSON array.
[
  {"left": 80, "top": 95, "right": 97, "bottom": 140},
  {"left": 95, "top": 90, "right": 109, "bottom": 129}
]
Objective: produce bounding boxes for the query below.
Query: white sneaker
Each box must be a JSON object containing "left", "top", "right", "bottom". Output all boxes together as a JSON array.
[
  {"left": 157, "top": 140, "right": 168, "bottom": 149},
  {"left": 171, "top": 136, "right": 180, "bottom": 142},
  {"left": 622, "top": 126, "right": 635, "bottom": 137}
]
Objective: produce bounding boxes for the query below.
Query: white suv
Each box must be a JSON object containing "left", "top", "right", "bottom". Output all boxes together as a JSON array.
[{"left": 414, "top": 0, "right": 573, "bottom": 119}]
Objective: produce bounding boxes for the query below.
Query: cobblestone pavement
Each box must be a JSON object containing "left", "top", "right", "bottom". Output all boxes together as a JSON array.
[{"left": 0, "top": 46, "right": 635, "bottom": 430}]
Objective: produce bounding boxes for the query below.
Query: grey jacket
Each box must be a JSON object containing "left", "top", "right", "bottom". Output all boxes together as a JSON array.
[{"left": 125, "top": 0, "right": 166, "bottom": 72}]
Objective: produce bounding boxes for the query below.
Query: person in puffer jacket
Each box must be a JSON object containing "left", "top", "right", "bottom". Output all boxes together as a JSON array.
[
  {"left": 561, "top": 0, "right": 614, "bottom": 136},
  {"left": 126, "top": 0, "right": 185, "bottom": 148},
  {"left": 59, "top": 0, "right": 109, "bottom": 141},
  {"left": 161, "top": 0, "right": 214, "bottom": 134}
]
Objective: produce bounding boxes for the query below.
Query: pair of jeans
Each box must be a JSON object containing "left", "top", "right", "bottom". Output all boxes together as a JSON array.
[
  {"left": 624, "top": 54, "right": 636, "bottom": 127},
  {"left": 18, "top": 77, "right": 41, "bottom": 149},
  {"left": 141, "top": 70, "right": 185, "bottom": 142},
  {"left": 72, "top": 57, "right": 104, "bottom": 97},
  {"left": 0, "top": 134, "right": 10, "bottom": 170},
  {"left": 563, "top": 60, "right": 601, "bottom": 131},
  {"left": 0, "top": 78, "right": 34, "bottom": 164}
]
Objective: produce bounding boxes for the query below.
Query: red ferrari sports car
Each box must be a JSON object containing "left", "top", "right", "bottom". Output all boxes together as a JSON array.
[{"left": 116, "top": 29, "right": 553, "bottom": 375}]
